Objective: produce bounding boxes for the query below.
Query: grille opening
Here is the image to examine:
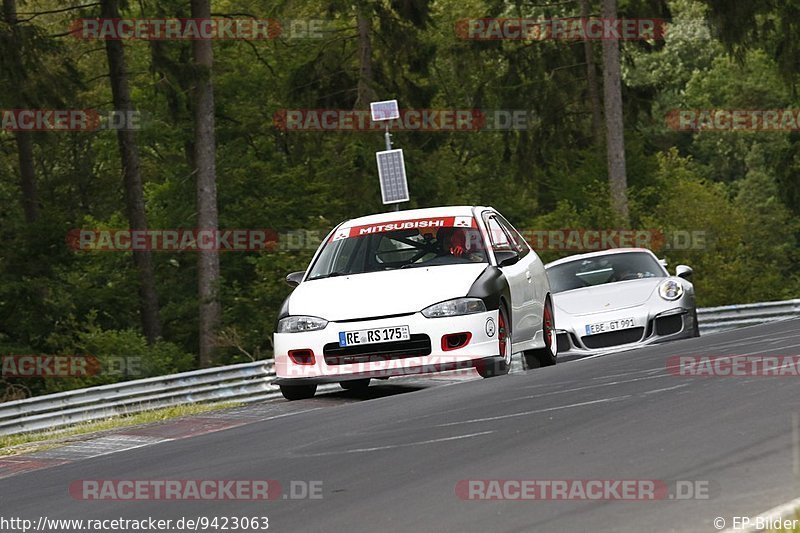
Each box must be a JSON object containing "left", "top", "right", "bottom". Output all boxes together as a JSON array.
[
  {"left": 655, "top": 314, "right": 683, "bottom": 336},
  {"left": 288, "top": 349, "right": 315, "bottom": 365},
  {"left": 556, "top": 333, "right": 571, "bottom": 352},
  {"left": 323, "top": 334, "right": 431, "bottom": 365},
  {"left": 442, "top": 332, "right": 472, "bottom": 351},
  {"left": 582, "top": 327, "right": 645, "bottom": 349}
]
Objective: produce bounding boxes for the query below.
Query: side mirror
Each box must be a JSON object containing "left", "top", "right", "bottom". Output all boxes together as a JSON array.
[
  {"left": 285, "top": 271, "right": 305, "bottom": 287},
  {"left": 675, "top": 265, "right": 693, "bottom": 280},
  {"left": 495, "top": 250, "right": 520, "bottom": 267}
]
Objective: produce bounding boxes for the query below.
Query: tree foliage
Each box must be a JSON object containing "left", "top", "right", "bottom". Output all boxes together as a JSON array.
[{"left": 0, "top": 0, "right": 798, "bottom": 397}]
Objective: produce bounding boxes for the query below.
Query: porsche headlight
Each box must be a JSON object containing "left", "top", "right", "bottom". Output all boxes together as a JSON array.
[
  {"left": 421, "top": 298, "right": 486, "bottom": 318},
  {"left": 277, "top": 315, "right": 328, "bottom": 333},
  {"left": 658, "top": 280, "right": 684, "bottom": 301}
]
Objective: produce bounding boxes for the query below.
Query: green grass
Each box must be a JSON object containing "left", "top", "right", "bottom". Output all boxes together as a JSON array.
[{"left": 0, "top": 402, "right": 240, "bottom": 456}]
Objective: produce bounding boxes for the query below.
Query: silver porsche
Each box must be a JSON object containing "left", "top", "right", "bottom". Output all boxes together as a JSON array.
[{"left": 545, "top": 248, "right": 699, "bottom": 359}]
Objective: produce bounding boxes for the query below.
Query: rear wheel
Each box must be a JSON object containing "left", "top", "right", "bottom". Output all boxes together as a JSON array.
[
  {"left": 280, "top": 384, "right": 317, "bottom": 401},
  {"left": 477, "top": 304, "right": 511, "bottom": 378},
  {"left": 523, "top": 297, "right": 557, "bottom": 369},
  {"left": 340, "top": 378, "right": 371, "bottom": 391}
]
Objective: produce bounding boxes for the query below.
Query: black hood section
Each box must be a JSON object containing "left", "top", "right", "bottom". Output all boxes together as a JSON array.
[
  {"left": 275, "top": 294, "right": 292, "bottom": 331},
  {"left": 467, "top": 266, "right": 510, "bottom": 311}
]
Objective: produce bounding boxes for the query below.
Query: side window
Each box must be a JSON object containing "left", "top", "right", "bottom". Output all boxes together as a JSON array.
[
  {"left": 496, "top": 215, "right": 530, "bottom": 259},
  {"left": 331, "top": 237, "right": 365, "bottom": 273},
  {"left": 482, "top": 214, "right": 513, "bottom": 252}
]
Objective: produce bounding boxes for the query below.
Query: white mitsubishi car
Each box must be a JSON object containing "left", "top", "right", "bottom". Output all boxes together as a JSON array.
[{"left": 273, "top": 206, "right": 557, "bottom": 400}]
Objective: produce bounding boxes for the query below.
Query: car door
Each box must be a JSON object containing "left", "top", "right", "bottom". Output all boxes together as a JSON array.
[
  {"left": 482, "top": 211, "right": 535, "bottom": 347},
  {"left": 495, "top": 214, "right": 545, "bottom": 347}
]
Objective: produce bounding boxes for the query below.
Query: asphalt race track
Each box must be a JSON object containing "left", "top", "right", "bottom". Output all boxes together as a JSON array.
[{"left": 2, "top": 319, "right": 800, "bottom": 532}]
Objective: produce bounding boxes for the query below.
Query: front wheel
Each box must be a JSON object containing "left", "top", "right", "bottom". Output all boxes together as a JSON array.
[
  {"left": 280, "top": 384, "right": 317, "bottom": 401},
  {"left": 523, "top": 297, "right": 557, "bottom": 369},
  {"left": 477, "top": 304, "right": 511, "bottom": 378}
]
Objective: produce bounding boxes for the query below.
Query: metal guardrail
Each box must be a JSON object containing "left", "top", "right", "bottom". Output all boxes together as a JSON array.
[
  {"left": 0, "top": 360, "right": 279, "bottom": 436},
  {"left": 697, "top": 299, "right": 800, "bottom": 335},
  {"left": 1, "top": 299, "right": 798, "bottom": 437}
]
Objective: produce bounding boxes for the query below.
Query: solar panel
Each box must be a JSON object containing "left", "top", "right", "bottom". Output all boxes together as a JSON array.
[
  {"left": 370, "top": 100, "right": 400, "bottom": 122},
  {"left": 376, "top": 149, "right": 409, "bottom": 204}
]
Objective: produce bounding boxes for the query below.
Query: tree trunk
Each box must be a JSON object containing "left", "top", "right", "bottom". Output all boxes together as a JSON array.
[
  {"left": 601, "top": 0, "right": 629, "bottom": 223},
  {"left": 354, "top": 3, "right": 376, "bottom": 109},
  {"left": 14, "top": 132, "right": 39, "bottom": 223},
  {"left": 603, "top": 0, "right": 629, "bottom": 222},
  {"left": 3, "top": 0, "right": 39, "bottom": 223},
  {"left": 580, "top": 0, "right": 603, "bottom": 143},
  {"left": 191, "top": 0, "right": 221, "bottom": 367},
  {"left": 101, "top": 0, "right": 162, "bottom": 344}
]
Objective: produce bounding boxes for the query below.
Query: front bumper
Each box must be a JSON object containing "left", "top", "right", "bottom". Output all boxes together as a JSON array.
[
  {"left": 554, "top": 304, "right": 697, "bottom": 358},
  {"left": 274, "top": 310, "right": 500, "bottom": 384}
]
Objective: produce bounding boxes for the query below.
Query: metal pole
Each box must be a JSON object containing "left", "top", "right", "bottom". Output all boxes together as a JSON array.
[
  {"left": 385, "top": 124, "right": 400, "bottom": 211},
  {"left": 384, "top": 123, "right": 392, "bottom": 151}
]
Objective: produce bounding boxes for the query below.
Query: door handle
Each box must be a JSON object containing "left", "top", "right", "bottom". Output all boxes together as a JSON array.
[{"left": 526, "top": 271, "right": 532, "bottom": 282}]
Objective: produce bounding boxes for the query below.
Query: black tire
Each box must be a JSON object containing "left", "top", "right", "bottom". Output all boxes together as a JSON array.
[
  {"left": 340, "top": 378, "right": 370, "bottom": 391},
  {"left": 280, "top": 384, "right": 317, "bottom": 401},
  {"left": 477, "top": 304, "right": 511, "bottom": 378},
  {"left": 523, "top": 296, "right": 557, "bottom": 368}
]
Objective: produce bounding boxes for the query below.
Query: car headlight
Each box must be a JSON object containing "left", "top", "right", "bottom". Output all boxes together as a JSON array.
[
  {"left": 277, "top": 316, "right": 328, "bottom": 333},
  {"left": 421, "top": 298, "right": 486, "bottom": 318},
  {"left": 658, "top": 280, "right": 684, "bottom": 301}
]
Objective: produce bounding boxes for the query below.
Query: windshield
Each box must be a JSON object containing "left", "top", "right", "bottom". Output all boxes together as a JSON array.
[
  {"left": 547, "top": 251, "right": 666, "bottom": 293},
  {"left": 307, "top": 220, "right": 487, "bottom": 280}
]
